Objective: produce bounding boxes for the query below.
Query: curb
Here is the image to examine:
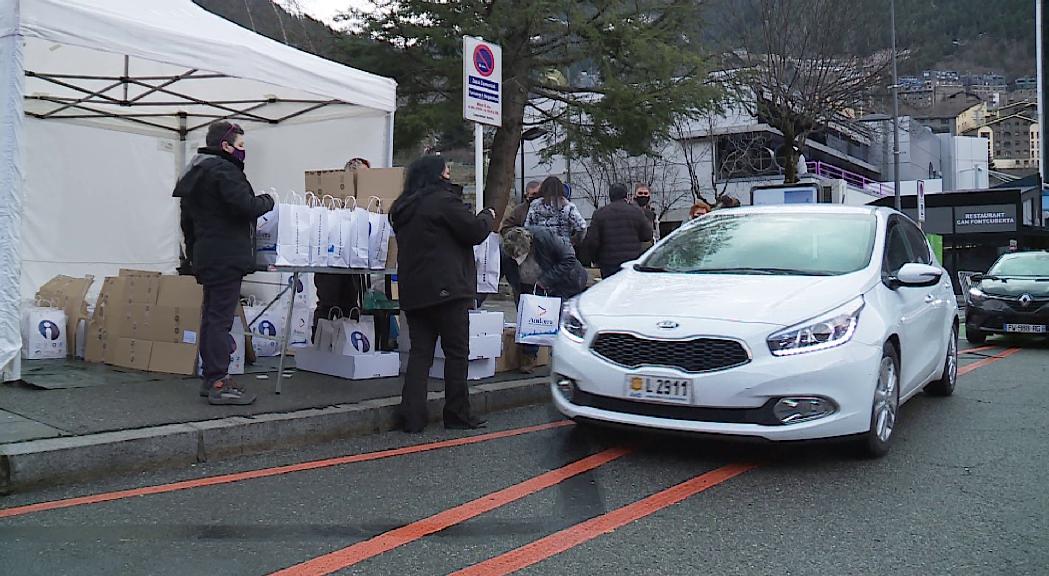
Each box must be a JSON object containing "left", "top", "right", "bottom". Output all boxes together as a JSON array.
[{"left": 0, "top": 377, "right": 551, "bottom": 494}]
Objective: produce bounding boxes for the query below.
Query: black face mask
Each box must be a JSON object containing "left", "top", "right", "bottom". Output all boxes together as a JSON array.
[{"left": 635, "top": 196, "right": 650, "bottom": 207}]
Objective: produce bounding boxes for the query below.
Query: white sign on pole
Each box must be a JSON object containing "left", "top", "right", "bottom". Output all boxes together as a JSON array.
[
  {"left": 917, "top": 179, "right": 926, "bottom": 224},
  {"left": 463, "top": 37, "right": 502, "bottom": 127}
]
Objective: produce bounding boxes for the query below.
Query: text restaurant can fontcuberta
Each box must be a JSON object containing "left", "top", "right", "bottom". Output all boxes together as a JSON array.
[{"left": 871, "top": 187, "right": 1049, "bottom": 292}]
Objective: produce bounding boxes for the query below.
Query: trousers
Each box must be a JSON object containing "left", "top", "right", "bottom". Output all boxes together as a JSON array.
[
  {"left": 400, "top": 299, "right": 474, "bottom": 430},
  {"left": 199, "top": 279, "right": 241, "bottom": 386}
]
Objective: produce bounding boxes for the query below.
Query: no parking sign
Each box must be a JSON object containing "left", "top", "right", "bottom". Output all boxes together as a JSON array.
[{"left": 463, "top": 36, "right": 502, "bottom": 127}]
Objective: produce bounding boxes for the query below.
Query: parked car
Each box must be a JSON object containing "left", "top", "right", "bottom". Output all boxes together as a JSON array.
[
  {"left": 552, "top": 205, "right": 959, "bottom": 457},
  {"left": 965, "top": 251, "right": 1049, "bottom": 344}
]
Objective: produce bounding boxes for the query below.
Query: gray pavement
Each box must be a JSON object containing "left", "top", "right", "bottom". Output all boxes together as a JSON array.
[{"left": 0, "top": 339, "right": 1046, "bottom": 575}]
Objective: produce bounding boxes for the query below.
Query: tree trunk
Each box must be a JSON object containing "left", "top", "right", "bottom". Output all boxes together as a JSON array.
[
  {"left": 485, "top": 71, "right": 530, "bottom": 222},
  {"left": 782, "top": 132, "right": 799, "bottom": 184}
]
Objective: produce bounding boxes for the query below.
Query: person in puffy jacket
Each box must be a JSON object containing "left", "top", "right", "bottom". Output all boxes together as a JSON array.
[
  {"left": 389, "top": 155, "right": 495, "bottom": 433},
  {"left": 523, "top": 176, "right": 587, "bottom": 245},
  {"left": 173, "top": 121, "right": 274, "bottom": 406},
  {"left": 581, "top": 183, "right": 653, "bottom": 278}
]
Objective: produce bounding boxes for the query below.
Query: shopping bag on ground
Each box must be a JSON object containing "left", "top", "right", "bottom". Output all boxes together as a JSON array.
[
  {"left": 333, "top": 310, "right": 377, "bottom": 356},
  {"left": 474, "top": 232, "right": 501, "bottom": 294},
  {"left": 255, "top": 188, "right": 280, "bottom": 267},
  {"left": 244, "top": 297, "right": 283, "bottom": 358},
  {"left": 276, "top": 191, "right": 311, "bottom": 267},
  {"left": 516, "top": 293, "right": 562, "bottom": 346},
  {"left": 366, "top": 196, "right": 393, "bottom": 270},
  {"left": 347, "top": 197, "right": 370, "bottom": 269},
  {"left": 314, "top": 308, "right": 343, "bottom": 352},
  {"left": 22, "top": 299, "right": 68, "bottom": 359}
]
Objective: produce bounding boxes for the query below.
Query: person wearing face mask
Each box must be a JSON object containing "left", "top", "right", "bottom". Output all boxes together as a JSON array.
[
  {"left": 390, "top": 155, "right": 496, "bottom": 433},
  {"left": 174, "top": 121, "right": 274, "bottom": 405},
  {"left": 633, "top": 183, "right": 659, "bottom": 243}
]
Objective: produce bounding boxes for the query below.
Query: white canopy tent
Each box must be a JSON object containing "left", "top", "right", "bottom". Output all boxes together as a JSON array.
[{"left": 0, "top": 0, "right": 397, "bottom": 380}]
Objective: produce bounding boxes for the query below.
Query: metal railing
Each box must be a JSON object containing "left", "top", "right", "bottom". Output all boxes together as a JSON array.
[{"left": 806, "top": 161, "right": 894, "bottom": 197}]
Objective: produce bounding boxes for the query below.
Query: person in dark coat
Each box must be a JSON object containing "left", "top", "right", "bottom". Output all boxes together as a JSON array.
[
  {"left": 389, "top": 155, "right": 496, "bottom": 433},
  {"left": 582, "top": 183, "right": 654, "bottom": 278},
  {"left": 633, "top": 183, "right": 659, "bottom": 242},
  {"left": 529, "top": 227, "right": 589, "bottom": 299},
  {"left": 173, "top": 121, "right": 274, "bottom": 405}
]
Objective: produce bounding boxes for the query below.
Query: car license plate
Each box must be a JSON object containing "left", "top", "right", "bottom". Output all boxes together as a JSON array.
[
  {"left": 625, "top": 375, "right": 692, "bottom": 404},
  {"left": 1004, "top": 323, "right": 1046, "bottom": 334}
]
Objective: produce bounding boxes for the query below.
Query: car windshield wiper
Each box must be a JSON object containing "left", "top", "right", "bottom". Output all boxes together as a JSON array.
[
  {"left": 633, "top": 264, "right": 668, "bottom": 272},
  {"left": 686, "top": 267, "right": 834, "bottom": 276}
]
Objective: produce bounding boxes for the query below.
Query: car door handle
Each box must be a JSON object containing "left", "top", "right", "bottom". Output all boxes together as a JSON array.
[{"left": 924, "top": 294, "right": 936, "bottom": 303}]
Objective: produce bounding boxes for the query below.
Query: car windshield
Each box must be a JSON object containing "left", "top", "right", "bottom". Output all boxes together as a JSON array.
[
  {"left": 988, "top": 253, "right": 1049, "bottom": 277},
  {"left": 640, "top": 213, "right": 877, "bottom": 276}
]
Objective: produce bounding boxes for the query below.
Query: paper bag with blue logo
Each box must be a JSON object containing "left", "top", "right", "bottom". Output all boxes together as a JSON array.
[
  {"left": 243, "top": 298, "right": 283, "bottom": 358},
  {"left": 515, "top": 294, "right": 562, "bottom": 346},
  {"left": 334, "top": 312, "right": 377, "bottom": 356},
  {"left": 22, "top": 301, "right": 68, "bottom": 360}
]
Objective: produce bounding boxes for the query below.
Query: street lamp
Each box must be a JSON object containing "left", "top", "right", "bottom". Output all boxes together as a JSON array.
[{"left": 520, "top": 126, "right": 548, "bottom": 201}]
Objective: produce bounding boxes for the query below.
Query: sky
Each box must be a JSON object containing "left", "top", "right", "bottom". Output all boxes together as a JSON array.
[{"left": 282, "top": 0, "right": 373, "bottom": 25}]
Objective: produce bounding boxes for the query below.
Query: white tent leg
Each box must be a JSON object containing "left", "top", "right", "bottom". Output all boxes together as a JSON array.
[
  {"left": 384, "top": 111, "right": 395, "bottom": 168},
  {"left": 0, "top": 2, "right": 26, "bottom": 381}
]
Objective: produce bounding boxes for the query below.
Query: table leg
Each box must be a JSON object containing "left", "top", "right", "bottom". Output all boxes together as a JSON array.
[{"left": 275, "top": 271, "right": 299, "bottom": 394}]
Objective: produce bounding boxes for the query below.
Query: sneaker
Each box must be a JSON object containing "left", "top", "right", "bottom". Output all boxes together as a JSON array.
[
  {"left": 208, "top": 380, "right": 256, "bottom": 405},
  {"left": 199, "top": 374, "right": 231, "bottom": 397}
]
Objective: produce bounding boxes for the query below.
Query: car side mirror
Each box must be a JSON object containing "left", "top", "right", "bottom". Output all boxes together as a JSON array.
[
  {"left": 893, "top": 263, "right": 943, "bottom": 288},
  {"left": 970, "top": 273, "right": 985, "bottom": 283}
]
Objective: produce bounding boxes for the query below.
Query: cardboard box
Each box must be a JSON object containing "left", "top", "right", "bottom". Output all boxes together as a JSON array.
[
  {"left": 386, "top": 237, "right": 398, "bottom": 269},
  {"left": 429, "top": 357, "right": 496, "bottom": 381},
  {"left": 435, "top": 334, "right": 502, "bottom": 360},
  {"left": 469, "top": 310, "right": 504, "bottom": 338},
  {"left": 296, "top": 347, "right": 400, "bottom": 380},
  {"left": 111, "top": 338, "right": 152, "bottom": 371},
  {"left": 305, "top": 168, "right": 355, "bottom": 199},
  {"left": 124, "top": 275, "right": 161, "bottom": 305},
  {"left": 116, "top": 303, "right": 155, "bottom": 339},
  {"left": 157, "top": 276, "right": 202, "bottom": 307},
  {"left": 496, "top": 327, "right": 550, "bottom": 373},
  {"left": 119, "top": 269, "right": 162, "bottom": 278},
  {"left": 356, "top": 167, "right": 404, "bottom": 211},
  {"left": 148, "top": 306, "right": 201, "bottom": 344},
  {"left": 35, "top": 275, "right": 94, "bottom": 356},
  {"left": 149, "top": 342, "right": 199, "bottom": 376}
]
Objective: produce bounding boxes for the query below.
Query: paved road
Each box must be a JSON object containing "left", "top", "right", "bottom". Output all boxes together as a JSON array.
[{"left": 1, "top": 340, "right": 1047, "bottom": 575}]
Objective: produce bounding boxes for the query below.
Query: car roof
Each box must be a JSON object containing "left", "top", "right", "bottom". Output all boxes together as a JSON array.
[{"left": 707, "top": 204, "right": 889, "bottom": 217}]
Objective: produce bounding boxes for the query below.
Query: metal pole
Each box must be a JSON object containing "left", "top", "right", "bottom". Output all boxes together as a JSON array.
[
  {"left": 274, "top": 272, "right": 299, "bottom": 394},
  {"left": 475, "top": 122, "right": 484, "bottom": 212},
  {"left": 891, "top": 0, "right": 902, "bottom": 211},
  {"left": 520, "top": 140, "right": 526, "bottom": 202}
]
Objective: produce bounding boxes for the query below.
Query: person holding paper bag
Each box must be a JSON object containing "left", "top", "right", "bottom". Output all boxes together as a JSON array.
[
  {"left": 173, "top": 121, "right": 273, "bottom": 405},
  {"left": 390, "top": 155, "right": 495, "bottom": 433}
]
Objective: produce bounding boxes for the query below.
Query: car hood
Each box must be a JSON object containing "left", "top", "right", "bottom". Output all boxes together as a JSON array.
[
  {"left": 579, "top": 268, "right": 875, "bottom": 328},
  {"left": 977, "top": 278, "right": 1049, "bottom": 298}
]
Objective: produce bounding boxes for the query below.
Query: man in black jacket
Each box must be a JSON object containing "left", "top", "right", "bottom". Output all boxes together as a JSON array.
[
  {"left": 583, "top": 183, "right": 654, "bottom": 278},
  {"left": 173, "top": 121, "right": 274, "bottom": 405}
]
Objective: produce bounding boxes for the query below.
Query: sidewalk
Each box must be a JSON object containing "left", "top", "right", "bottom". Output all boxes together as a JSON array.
[{"left": 0, "top": 299, "right": 549, "bottom": 493}]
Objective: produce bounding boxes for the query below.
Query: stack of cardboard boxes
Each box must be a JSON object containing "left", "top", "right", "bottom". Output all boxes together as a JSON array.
[
  {"left": 496, "top": 324, "right": 551, "bottom": 373},
  {"left": 398, "top": 310, "right": 513, "bottom": 380},
  {"left": 82, "top": 270, "right": 245, "bottom": 376}
]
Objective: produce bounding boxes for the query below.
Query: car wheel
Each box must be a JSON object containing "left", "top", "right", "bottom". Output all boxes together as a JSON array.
[
  {"left": 965, "top": 327, "right": 986, "bottom": 345},
  {"left": 925, "top": 325, "right": 958, "bottom": 397},
  {"left": 859, "top": 344, "right": 900, "bottom": 458}
]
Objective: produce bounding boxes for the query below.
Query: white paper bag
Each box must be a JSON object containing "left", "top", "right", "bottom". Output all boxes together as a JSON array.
[
  {"left": 347, "top": 202, "right": 371, "bottom": 269},
  {"left": 244, "top": 302, "right": 283, "bottom": 358},
  {"left": 22, "top": 302, "right": 68, "bottom": 360},
  {"left": 333, "top": 313, "right": 377, "bottom": 356},
  {"left": 515, "top": 293, "right": 562, "bottom": 346},
  {"left": 326, "top": 198, "right": 348, "bottom": 268},
  {"left": 474, "top": 232, "right": 501, "bottom": 294},
  {"left": 255, "top": 188, "right": 280, "bottom": 266},
  {"left": 276, "top": 192, "right": 311, "bottom": 267},
  {"left": 366, "top": 197, "right": 393, "bottom": 270},
  {"left": 307, "top": 195, "right": 332, "bottom": 267}
]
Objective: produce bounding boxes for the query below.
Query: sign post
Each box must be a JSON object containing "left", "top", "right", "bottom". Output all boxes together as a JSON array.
[
  {"left": 917, "top": 179, "right": 926, "bottom": 229},
  {"left": 463, "top": 36, "right": 502, "bottom": 212}
]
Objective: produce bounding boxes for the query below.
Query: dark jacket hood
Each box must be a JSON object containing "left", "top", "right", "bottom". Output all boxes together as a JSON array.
[
  {"left": 390, "top": 181, "right": 459, "bottom": 233},
  {"left": 172, "top": 148, "right": 242, "bottom": 198}
]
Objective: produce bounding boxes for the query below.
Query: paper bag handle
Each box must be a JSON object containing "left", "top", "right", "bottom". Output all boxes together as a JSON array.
[
  {"left": 343, "top": 196, "right": 358, "bottom": 211},
  {"left": 366, "top": 196, "right": 384, "bottom": 214},
  {"left": 327, "top": 306, "right": 344, "bottom": 321}
]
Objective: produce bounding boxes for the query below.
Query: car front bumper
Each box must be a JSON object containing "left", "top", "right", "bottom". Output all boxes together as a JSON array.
[
  {"left": 966, "top": 299, "right": 1049, "bottom": 335},
  {"left": 552, "top": 332, "right": 882, "bottom": 442}
]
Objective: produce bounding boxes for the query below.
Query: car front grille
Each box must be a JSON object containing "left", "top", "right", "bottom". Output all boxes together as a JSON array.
[{"left": 590, "top": 332, "right": 750, "bottom": 373}]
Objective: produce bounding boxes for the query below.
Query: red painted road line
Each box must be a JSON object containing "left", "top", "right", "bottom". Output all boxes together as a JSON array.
[
  {"left": 450, "top": 462, "right": 757, "bottom": 576},
  {"left": 269, "top": 447, "right": 633, "bottom": 576},
  {"left": 0, "top": 420, "right": 573, "bottom": 520},
  {"left": 960, "top": 345, "right": 997, "bottom": 354},
  {"left": 958, "top": 347, "right": 1022, "bottom": 376}
]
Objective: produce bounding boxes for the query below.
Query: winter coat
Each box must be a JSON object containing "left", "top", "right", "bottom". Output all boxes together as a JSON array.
[
  {"left": 500, "top": 201, "right": 531, "bottom": 233},
  {"left": 639, "top": 204, "right": 660, "bottom": 240},
  {"left": 390, "top": 183, "right": 494, "bottom": 311},
  {"left": 582, "top": 200, "right": 654, "bottom": 268},
  {"left": 523, "top": 198, "right": 587, "bottom": 244},
  {"left": 173, "top": 147, "right": 274, "bottom": 286},
  {"left": 528, "top": 227, "right": 588, "bottom": 299}
]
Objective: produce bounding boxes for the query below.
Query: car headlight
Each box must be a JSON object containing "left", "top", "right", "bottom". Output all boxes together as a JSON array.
[
  {"left": 767, "top": 297, "right": 864, "bottom": 357},
  {"left": 968, "top": 287, "right": 986, "bottom": 304},
  {"left": 560, "top": 298, "right": 588, "bottom": 342}
]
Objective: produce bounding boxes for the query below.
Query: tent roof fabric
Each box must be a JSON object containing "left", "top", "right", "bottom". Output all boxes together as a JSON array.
[{"left": 17, "top": 0, "right": 396, "bottom": 135}]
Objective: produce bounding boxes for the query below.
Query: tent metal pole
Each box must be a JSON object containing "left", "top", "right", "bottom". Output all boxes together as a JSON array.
[
  {"left": 386, "top": 111, "right": 395, "bottom": 168},
  {"left": 123, "top": 79, "right": 273, "bottom": 123}
]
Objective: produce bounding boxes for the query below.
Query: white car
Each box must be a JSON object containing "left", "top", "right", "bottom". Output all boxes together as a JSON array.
[{"left": 552, "top": 205, "right": 959, "bottom": 456}]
